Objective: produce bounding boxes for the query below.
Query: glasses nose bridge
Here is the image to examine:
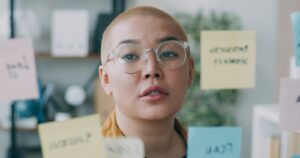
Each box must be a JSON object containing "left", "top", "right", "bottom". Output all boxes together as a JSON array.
[
  {"left": 144, "top": 48, "right": 159, "bottom": 61},
  {"left": 144, "top": 48, "right": 155, "bottom": 54}
]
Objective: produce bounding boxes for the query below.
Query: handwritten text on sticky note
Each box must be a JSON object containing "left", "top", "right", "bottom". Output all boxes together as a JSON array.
[
  {"left": 291, "top": 12, "right": 300, "bottom": 66},
  {"left": 38, "top": 114, "right": 104, "bottom": 158},
  {"left": 279, "top": 78, "right": 300, "bottom": 131},
  {"left": 0, "top": 38, "right": 38, "bottom": 101},
  {"left": 201, "top": 31, "right": 256, "bottom": 90},
  {"left": 187, "top": 127, "right": 242, "bottom": 158},
  {"left": 103, "top": 137, "right": 144, "bottom": 158}
]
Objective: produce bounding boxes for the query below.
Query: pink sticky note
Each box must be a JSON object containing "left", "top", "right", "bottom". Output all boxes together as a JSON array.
[
  {"left": 279, "top": 78, "right": 300, "bottom": 131},
  {"left": 0, "top": 38, "right": 39, "bottom": 101}
]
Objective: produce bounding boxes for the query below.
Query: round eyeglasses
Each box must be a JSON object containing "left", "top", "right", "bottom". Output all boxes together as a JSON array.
[{"left": 104, "top": 40, "right": 190, "bottom": 74}]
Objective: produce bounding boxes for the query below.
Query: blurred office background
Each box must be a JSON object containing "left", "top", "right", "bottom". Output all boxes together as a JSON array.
[{"left": 0, "top": 0, "right": 298, "bottom": 158}]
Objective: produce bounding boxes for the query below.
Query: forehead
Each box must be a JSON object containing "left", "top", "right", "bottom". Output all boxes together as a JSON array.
[
  {"left": 101, "top": 10, "right": 187, "bottom": 63},
  {"left": 110, "top": 15, "right": 185, "bottom": 46}
]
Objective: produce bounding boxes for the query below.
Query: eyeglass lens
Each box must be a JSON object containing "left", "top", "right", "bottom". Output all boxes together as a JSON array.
[{"left": 115, "top": 41, "right": 187, "bottom": 73}]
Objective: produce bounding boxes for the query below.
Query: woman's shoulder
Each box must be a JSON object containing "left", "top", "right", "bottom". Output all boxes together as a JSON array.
[{"left": 102, "top": 110, "right": 125, "bottom": 137}]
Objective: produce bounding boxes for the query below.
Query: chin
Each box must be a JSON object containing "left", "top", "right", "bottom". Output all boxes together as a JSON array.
[{"left": 139, "top": 108, "right": 179, "bottom": 121}]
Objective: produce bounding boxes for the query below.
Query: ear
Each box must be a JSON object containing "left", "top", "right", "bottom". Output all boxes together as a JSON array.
[
  {"left": 99, "top": 65, "right": 113, "bottom": 96},
  {"left": 188, "top": 58, "right": 195, "bottom": 86}
]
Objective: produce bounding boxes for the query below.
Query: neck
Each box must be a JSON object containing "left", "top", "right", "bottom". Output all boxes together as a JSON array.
[{"left": 115, "top": 108, "right": 185, "bottom": 158}]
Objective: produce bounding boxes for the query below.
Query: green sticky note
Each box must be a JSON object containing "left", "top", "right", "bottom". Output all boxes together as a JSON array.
[{"left": 187, "top": 127, "right": 242, "bottom": 158}]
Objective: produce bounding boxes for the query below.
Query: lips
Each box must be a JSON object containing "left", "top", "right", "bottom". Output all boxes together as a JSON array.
[{"left": 139, "top": 86, "right": 169, "bottom": 97}]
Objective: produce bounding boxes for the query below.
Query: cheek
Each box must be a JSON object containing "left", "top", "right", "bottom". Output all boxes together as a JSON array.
[
  {"left": 167, "top": 69, "right": 190, "bottom": 101},
  {"left": 171, "top": 68, "right": 190, "bottom": 89},
  {"left": 109, "top": 72, "right": 139, "bottom": 106},
  {"left": 173, "top": 78, "right": 189, "bottom": 99}
]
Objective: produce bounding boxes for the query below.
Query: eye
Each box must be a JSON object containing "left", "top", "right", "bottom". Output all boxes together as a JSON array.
[
  {"left": 121, "top": 53, "right": 140, "bottom": 62},
  {"left": 159, "top": 51, "right": 179, "bottom": 60}
]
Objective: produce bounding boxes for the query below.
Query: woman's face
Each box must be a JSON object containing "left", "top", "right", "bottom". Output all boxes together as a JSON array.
[{"left": 100, "top": 15, "right": 193, "bottom": 121}]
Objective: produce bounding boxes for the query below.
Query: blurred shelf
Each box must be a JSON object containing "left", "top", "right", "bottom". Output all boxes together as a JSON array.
[
  {"left": 0, "top": 125, "right": 37, "bottom": 132},
  {"left": 36, "top": 53, "right": 101, "bottom": 60}
]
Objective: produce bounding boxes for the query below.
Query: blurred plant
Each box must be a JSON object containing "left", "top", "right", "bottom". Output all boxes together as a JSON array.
[{"left": 175, "top": 11, "right": 242, "bottom": 126}]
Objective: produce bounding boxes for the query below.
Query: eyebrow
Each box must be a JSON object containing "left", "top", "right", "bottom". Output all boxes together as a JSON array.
[
  {"left": 158, "top": 36, "right": 179, "bottom": 43},
  {"left": 118, "top": 39, "right": 139, "bottom": 45},
  {"left": 117, "top": 36, "right": 180, "bottom": 46}
]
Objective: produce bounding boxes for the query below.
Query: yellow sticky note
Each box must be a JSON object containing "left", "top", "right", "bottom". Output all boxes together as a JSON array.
[
  {"left": 38, "top": 114, "right": 104, "bottom": 158},
  {"left": 201, "top": 31, "right": 256, "bottom": 90},
  {"left": 103, "top": 137, "right": 145, "bottom": 158}
]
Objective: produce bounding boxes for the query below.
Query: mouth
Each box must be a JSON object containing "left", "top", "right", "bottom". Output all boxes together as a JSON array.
[{"left": 139, "top": 86, "right": 169, "bottom": 101}]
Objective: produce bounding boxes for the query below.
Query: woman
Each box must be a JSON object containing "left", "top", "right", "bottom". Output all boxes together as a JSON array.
[{"left": 99, "top": 6, "right": 194, "bottom": 158}]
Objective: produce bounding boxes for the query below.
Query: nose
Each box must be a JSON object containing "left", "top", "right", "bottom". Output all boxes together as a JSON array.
[{"left": 142, "top": 50, "right": 163, "bottom": 80}]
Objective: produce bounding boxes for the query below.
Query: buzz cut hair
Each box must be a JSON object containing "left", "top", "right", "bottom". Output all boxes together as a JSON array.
[{"left": 100, "top": 6, "right": 187, "bottom": 64}]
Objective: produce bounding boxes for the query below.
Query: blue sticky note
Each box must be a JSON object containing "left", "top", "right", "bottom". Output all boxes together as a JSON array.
[
  {"left": 291, "top": 12, "right": 300, "bottom": 66},
  {"left": 187, "top": 127, "right": 242, "bottom": 158},
  {"left": 292, "top": 155, "right": 300, "bottom": 158}
]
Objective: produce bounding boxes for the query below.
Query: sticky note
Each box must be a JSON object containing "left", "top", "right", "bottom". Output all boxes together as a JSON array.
[
  {"left": 201, "top": 31, "right": 256, "bottom": 90},
  {"left": 38, "top": 114, "right": 104, "bottom": 158},
  {"left": 187, "top": 127, "right": 242, "bottom": 158},
  {"left": 292, "top": 155, "right": 300, "bottom": 158},
  {"left": 103, "top": 137, "right": 144, "bottom": 158},
  {"left": 279, "top": 78, "right": 300, "bottom": 131},
  {"left": 291, "top": 12, "right": 300, "bottom": 66},
  {"left": 0, "top": 38, "right": 38, "bottom": 101}
]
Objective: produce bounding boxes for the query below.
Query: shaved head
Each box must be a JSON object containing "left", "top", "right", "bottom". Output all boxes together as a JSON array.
[{"left": 100, "top": 6, "right": 187, "bottom": 64}]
